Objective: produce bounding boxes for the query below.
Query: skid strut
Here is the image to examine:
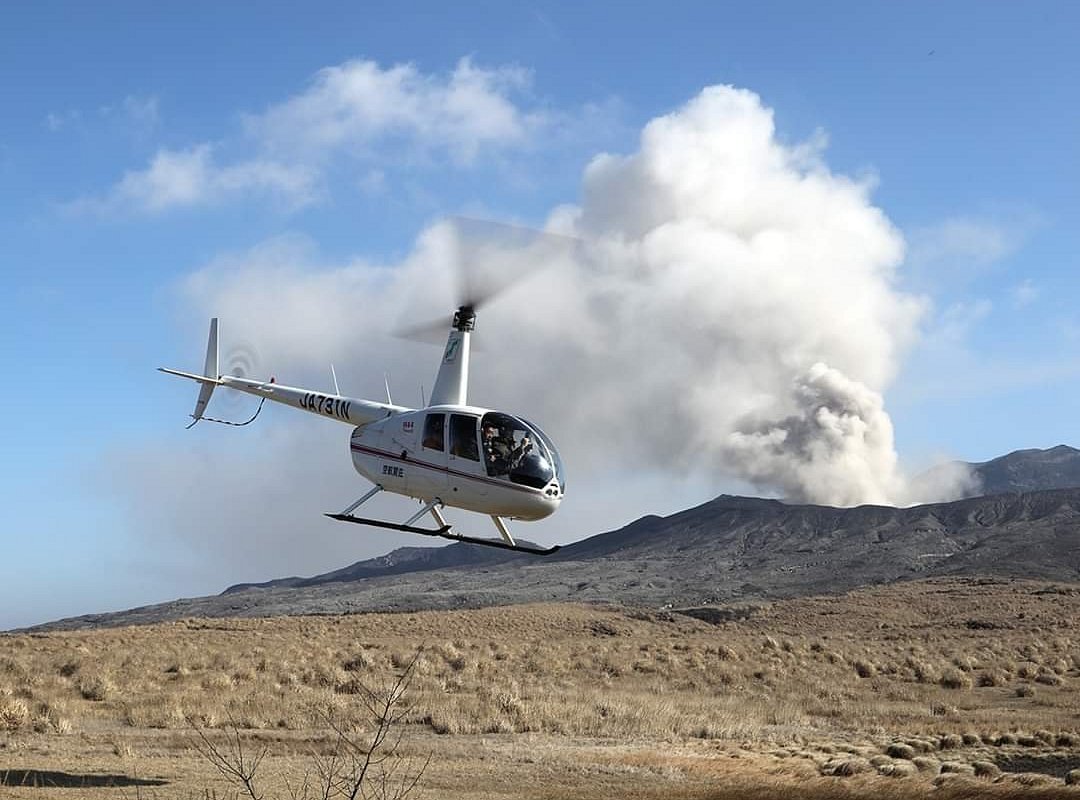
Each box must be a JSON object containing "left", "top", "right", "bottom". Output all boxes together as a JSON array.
[
  {"left": 325, "top": 490, "right": 559, "bottom": 556},
  {"left": 339, "top": 484, "right": 383, "bottom": 516}
]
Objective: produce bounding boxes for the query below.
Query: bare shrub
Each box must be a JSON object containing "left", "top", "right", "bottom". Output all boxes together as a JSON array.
[
  {"left": 885, "top": 742, "right": 915, "bottom": 760},
  {"left": 822, "top": 757, "right": 869, "bottom": 776},
  {"left": 57, "top": 660, "right": 81, "bottom": 678},
  {"left": 977, "top": 669, "right": 1008, "bottom": 687},
  {"left": 929, "top": 701, "right": 958, "bottom": 716},
  {"left": 192, "top": 649, "right": 428, "bottom": 800},
  {"left": 30, "top": 700, "right": 71, "bottom": 734},
  {"left": 911, "top": 756, "right": 940, "bottom": 774},
  {"left": 912, "top": 660, "right": 940, "bottom": 684},
  {"left": 938, "top": 733, "right": 963, "bottom": 749},
  {"left": 1017, "top": 662, "right": 1040, "bottom": 679},
  {"left": 342, "top": 652, "right": 371, "bottom": 672},
  {"left": 0, "top": 697, "right": 29, "bottom": 731},
  {"left": 852, "top": 659, "right": 875, "bottom": 678},
  {"left": 939, "top": 668, "right": 973, "bottom": 690},
  {"left": 940, "top": 761, "right": 975, "bottom": 775},
  {"left": 77, "top": 673, "right": 114, "bottom": 701},
  {"left": 879, "top": 761, "right": 917, "bottom": 778},
  {"left": 952, "top": 655, "right": 978, "bottom": 672},
  {"left": 708, "top": 644, "right": 738, "bottom": 661}
]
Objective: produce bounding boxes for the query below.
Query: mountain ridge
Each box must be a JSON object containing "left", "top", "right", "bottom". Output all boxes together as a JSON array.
[
  {"left": 970, "top": 444, "right": 1080, "bottom": 495},
  {"left": 225, "top": 444, "right": 1080, "bottom": 594},
  {"left": 27, "top": 483, "right": 1080, "bottom": 632}
]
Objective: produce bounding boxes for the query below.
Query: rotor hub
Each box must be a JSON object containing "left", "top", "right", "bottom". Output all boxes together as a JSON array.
[{"left": 453, "top": 306, "right": 476, "bottom": 332}]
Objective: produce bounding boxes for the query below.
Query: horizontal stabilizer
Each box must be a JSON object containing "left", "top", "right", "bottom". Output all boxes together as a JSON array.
[{"left": 157, "top": 367, "right": 224, "bottom": 385}]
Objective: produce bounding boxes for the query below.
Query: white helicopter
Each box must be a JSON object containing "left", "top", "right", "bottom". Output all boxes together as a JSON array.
[{"left": 159, "top": 232, "right": 567, "bottom": 556}]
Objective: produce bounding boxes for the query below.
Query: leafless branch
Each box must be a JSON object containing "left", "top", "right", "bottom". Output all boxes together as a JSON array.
[
  {"left": 188, "top": 712, "right": 268, "bottom": 800},
  {"left": 192, "top": 648, "right": 428, "bottom": 800}
]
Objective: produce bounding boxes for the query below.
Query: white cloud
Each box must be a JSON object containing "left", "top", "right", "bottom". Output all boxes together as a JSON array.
[
  {"left": 933, "top": 298, "right": 994, "bottom": 344},
  {"left": 1012, "top": 278, "right": 1038, "bottom": 307},
  {"left": 75, "top": 57, "right": 553, "bottom": 215},
  {"left": 48, "top": 94, "right": 159, "bottom": 135},
  {"left": 249, "top": 56, "right": 542, "bottom": 165},
  {"left": 905, "top": 211, "right": 1042, "bottom": 292},
  {"left": 44, "top": 109, "right": 80, "bottom": 132},
  {"left": 909, "top": 217, "right": 1018, "bottom": 267},
  {"left": 70, "top": 144, "right": 319, "bottom": 214},
  {"left": 120, "top": 94, "right": 160, "bottom": 131}
]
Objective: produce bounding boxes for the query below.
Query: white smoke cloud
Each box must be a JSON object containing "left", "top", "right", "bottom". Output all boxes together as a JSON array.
[{"left": 131, "top": 84, "right": 980, "bottom": 583}]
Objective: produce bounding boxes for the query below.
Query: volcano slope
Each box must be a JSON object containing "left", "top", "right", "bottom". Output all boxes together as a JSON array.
[{"left": 31, "top": 486, "right": 1080, "bottom": 631}]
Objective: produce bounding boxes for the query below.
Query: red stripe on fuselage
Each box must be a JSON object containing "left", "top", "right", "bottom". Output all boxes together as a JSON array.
[{"left": 350, "top": 443, "right": 544, "bottom": 495}]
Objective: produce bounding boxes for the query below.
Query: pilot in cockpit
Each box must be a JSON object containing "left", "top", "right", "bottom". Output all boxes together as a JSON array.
[{"left": 484, "top": 422, "right": 531, "bottom": 477}]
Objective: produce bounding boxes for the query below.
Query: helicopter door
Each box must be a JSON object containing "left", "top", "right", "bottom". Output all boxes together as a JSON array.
[
  {"left": 416, "top": 412, "right": 448, "bottom": 495},
  {"left": 447, "top": 413, "right": 486, "bottom": 494}
]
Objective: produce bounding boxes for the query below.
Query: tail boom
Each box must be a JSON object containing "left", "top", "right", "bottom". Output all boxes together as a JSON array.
[{"left": 160, "top": 318, "right": 411, "bottom": 428}]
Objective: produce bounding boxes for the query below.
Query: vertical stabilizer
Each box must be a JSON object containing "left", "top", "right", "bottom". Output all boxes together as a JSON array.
[{"left": 191, "top": 318, "right": 219, "bottom": 425}]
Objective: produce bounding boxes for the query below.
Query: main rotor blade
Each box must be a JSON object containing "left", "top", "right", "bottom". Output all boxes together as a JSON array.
[
  {"left": 450, "top": 216, "right": 582, "bottom": 311},
  {"left": 393, "top": 216, "right": 583, "bottom": 342},
  {"left": 395, "top": 315, "right": 455, "bottom": 344}
]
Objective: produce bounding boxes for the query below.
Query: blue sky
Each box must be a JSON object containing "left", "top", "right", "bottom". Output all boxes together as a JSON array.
[{"left": 2, "top": 2, "right": 1078, "bottom": 629}]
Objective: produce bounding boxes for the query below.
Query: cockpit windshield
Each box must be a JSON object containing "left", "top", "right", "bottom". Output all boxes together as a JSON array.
[
  {"left": 519, "top": 416, "right": 565, "bottom": 492},
  {"left": 481, "top": 412, "right": 562, "bottom": 491}
]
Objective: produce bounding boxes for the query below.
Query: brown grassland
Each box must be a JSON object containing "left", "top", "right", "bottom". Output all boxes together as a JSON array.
[{"left": 2, "top": 576, "right": 1080, "bottom": 798}]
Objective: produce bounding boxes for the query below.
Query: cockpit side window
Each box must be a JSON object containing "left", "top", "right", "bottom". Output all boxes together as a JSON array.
[
  {"left": 422, "top": 413, "right": 445, "bottom": 452},
  {"left": 448, "top": 414, "right": 479, "bottom": 461}
]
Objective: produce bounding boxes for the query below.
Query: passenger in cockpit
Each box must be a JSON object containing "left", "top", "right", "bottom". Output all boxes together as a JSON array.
[{"left": 484, "top": 423, "right": 512, "bottom": 474}]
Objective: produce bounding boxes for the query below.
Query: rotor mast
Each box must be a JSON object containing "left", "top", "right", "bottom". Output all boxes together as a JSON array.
[{"left": 427, "top": 305, "right": 474, "bottom": 407}]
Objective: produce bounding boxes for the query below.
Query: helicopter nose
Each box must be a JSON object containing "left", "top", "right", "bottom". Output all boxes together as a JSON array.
[
  {"left": 537, "top": 483, "right": 563, "bottom": 514},
  {"left": 516, "top": 485, "right": 561, "bottom": 521}
]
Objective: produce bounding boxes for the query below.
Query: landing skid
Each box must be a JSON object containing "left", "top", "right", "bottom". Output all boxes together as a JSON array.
[
  {"left": 325, "top": 513, "right": 560, "bottom": 555},
  {"left": 326, "top": 486, "right": 560, "bottom": 556}
]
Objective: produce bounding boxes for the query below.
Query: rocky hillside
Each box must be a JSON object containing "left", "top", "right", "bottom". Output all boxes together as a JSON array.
[
  {"left": 971, "top": 444, "right": 1080, "bottom": 495},
  {"left": 30, "top": 486, "right": 1080, "bottom": 631}
]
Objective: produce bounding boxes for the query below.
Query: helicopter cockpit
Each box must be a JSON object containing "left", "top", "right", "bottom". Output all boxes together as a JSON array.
[{"left": 480, "top": 412, "right": 564, "bottom": 492}]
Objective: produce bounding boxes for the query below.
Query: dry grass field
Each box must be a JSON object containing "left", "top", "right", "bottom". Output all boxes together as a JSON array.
[{"left": 3, "top": 576, "right": 1080, "bottom": 798}]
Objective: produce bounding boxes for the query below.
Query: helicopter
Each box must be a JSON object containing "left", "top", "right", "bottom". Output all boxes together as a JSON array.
[{"left": 159, "top": 233, "right": 567, "bottom": 556}]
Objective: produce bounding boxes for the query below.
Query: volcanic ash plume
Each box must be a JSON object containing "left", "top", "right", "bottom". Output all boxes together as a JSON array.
[
  {"left": 724, "top": 362, "right": 903, "bottom": 506},
  {"left": 524, "top": 85, "right": 970, "bottom": 506}
]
